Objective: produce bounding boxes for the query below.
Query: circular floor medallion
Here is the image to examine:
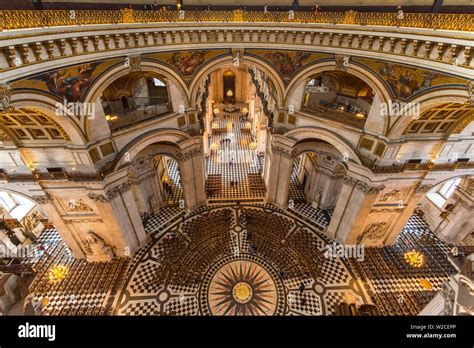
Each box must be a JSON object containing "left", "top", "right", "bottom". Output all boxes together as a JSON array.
[{"left": 201, "top": 256, "right": 285, "bottom": 316}]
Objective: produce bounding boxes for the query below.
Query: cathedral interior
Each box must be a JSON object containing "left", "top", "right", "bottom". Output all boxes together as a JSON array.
[{"left": 0, "top": 0, "right": 473, "bottom": 318}]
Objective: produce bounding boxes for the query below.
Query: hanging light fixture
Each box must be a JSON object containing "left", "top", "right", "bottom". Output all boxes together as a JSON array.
[
  {"left": 48, "top": 264, "right": 69, "bottom": 284},
  {"left": 226, "top": 90, "right": 234, "bottom": 97},
  {"left": 404, "top": 250, "right": 425, "bottom": 268},
  {"left": 210, "top": 142, "right": 218, "bottom": 151},
  {"left": 249, "top": 141, "right": 257, "bottom": 150}
]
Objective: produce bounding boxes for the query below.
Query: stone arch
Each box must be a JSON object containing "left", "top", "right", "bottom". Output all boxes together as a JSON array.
[
  {"left": 387, "top": 88, "right": 470, "bottom": 139},
  {"left": 10, "top": 92, "right": 87, "bottom": 146},
  {"left": 82, "top": 61, "right": 190, "bottom": 141},
  {"left": 282, "top": 126, "right": 363, "bottom": 166},
  {"left": 188, "top": 54, "right": 286, "bottom": 109},
  {"left": 285, "top": 61, "right": 393, "bottom": 135},
  {"left": 112, "top": 128, "right": 193, "bottom": 171}
]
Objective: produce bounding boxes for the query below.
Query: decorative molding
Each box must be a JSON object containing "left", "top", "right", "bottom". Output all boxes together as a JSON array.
[
  {"left": 127, "top": 54, "right": 142, "bottom": 72},
  {"left": 64, "top": 218, "right": 103, "bottom": 224},
  {"left": 334, "top": 53, "right": 350, "bottom": 71},
  {"left": 176, "top": 147, "right": 202, "bottom": 162}
]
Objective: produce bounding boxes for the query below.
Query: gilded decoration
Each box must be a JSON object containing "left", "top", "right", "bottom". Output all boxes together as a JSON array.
[{"left": 0, "top": 10, "right": 472, "bottom": 32}]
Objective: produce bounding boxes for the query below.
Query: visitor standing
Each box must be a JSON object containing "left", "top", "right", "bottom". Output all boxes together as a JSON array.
[{"left": 292, "top": 0, "right": 299, "bottom": 12}]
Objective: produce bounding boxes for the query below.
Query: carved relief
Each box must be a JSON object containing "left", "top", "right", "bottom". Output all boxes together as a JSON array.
[
  {"left": 334, "top": 54, "right": 350, "bottom": 71},
  {"left": 380, "top": 189, "right": 403, "bottom": 202},
  {"left": 357, "top": 222, "right": 388, "bottom": 244},
  {"left": 127, "top": 54, "right": 142, "bottom": 71},
  {"left": 0, "top": 83, "right": 13, "bottom": 112},
  {"left": 68, "top": 198, "right": 93, "bottom": 212}
]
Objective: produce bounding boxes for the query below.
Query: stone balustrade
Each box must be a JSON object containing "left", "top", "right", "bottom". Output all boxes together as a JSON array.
[{"left": 0, "top": 12, "right": 472, "bottom": 80}]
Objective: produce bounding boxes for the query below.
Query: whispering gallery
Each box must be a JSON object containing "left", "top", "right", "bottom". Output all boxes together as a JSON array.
[{"left": 0, "top": 1, "right": 473, "bottom": 318}]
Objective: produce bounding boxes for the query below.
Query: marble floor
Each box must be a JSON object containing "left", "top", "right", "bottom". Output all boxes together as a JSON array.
[{"left": 19, "top": 202, "right": 465, "bottom": 316}]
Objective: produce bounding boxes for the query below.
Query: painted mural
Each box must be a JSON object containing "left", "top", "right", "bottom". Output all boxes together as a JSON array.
[
  {"left": 355, "top": 58, "right": 468, "bottom": 100},
  {"left": 145, "top": 50, "right": 227, "bottom": 78},
  {"left": 13, "top": 58, "right": 121, "bottom": 102},
  {"left": 247, "top": 50, "right": 331, "bottom": 79}
]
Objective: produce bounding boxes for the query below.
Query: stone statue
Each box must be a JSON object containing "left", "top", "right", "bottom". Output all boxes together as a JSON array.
[
  {"left": 0, "top": 83, "right": 12, "bottom": 112},
  {"left": 83, "top": 230, "right": 115, "bottom": 262},
  {"left": 311, "top": 191, "right": 322, "bottom": 209}
]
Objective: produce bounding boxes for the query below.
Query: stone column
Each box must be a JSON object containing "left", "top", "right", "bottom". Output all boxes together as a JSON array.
[
  {"left": 326, "top": 176, "right": 384, "bottom": 244},
  {"left": 106, "top": 183, "right": 149, "bottom": 255},
  {"left": 32, "top": 193, "right": 85, "bottom": 258},
  {"left": 384, "top": 183, "right": 432, "bottom": 245},
  {"left": 265, "top": 146, "right": 293, "bottom": 208},
  {"left": 177, "top": 148, "right": 206, "bottom": 211}
]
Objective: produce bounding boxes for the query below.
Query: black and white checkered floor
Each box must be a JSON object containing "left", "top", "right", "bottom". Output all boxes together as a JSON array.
[
  {"left": 206, "top": 104, "right": 266, "bottom": 201},
  {"left": 113, "top": 204, "right": 459, "bottom": 316},
  {"left": 21, "top": 202, "right": 461, "bottom": 316}
]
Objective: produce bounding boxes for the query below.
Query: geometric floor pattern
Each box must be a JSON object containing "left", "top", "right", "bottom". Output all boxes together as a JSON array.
[
  {"left": 206, "top": 104, "right": 266, "bottom": 201},
  {"left": 115, "top": 204, "right": 370, "bottom": 316},
  {"left": 20, "top": 204, "right": 459, "bottom": 316}
]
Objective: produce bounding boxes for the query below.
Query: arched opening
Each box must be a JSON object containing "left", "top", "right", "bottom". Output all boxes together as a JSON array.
[
  {"left": 301, "top": 71, "right": 375, "bottom": 128},
  {"left": 223, "top": 69, "right": 236, "bottom": 103},
  {"left": 0, "top": 191, "right": 45, "bottom": 249},
  {"left": 101, "top": 72, "right": 172, "bottom": 132},
  {"left": 288, "top": 147, "right": 346, "bottom": 230},
  {"left": 200, "top": 63, "right": 277, "bottom": 203}
]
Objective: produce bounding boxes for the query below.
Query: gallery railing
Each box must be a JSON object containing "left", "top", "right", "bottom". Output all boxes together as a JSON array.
[{"left": 0, "top": 9, "right": 472, "bottom": 32}]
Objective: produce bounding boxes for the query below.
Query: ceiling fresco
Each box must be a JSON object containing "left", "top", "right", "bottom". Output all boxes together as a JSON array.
[
  {"left": 354, "top": 57, "right": 468, "bottom": 100},
  {"left": 7, "top": 50, "right": 470, "bottom": 104},
  {"left": 12, "top": 58, "right": 122, "bottom": 103}
]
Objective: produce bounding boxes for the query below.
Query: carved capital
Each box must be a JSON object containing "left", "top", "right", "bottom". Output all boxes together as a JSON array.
[
  {"left": 87, "top": 193, "right": 109, "bottom": 203},
  {"left": 343, "top": 176, "right": 358, "bottom": 187},
  {"left": 106, "top": 182, "right": 132, "bottom": 200}
]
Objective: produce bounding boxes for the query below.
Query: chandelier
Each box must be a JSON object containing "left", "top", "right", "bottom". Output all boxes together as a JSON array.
[
  {"left": 226, "top": 89, "right": 234, "bottom": 97},
  {"left": 48, "top": 264, "right": 69, "bottom": 284},
  {"left": 404, "top": 250, "right": 425, "bottom": 268}
]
